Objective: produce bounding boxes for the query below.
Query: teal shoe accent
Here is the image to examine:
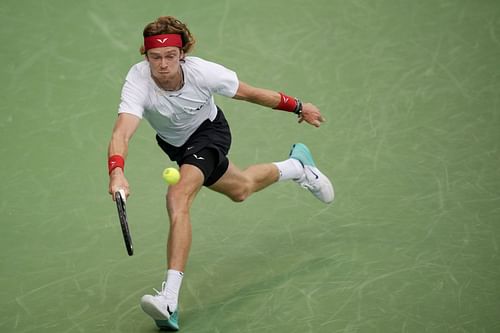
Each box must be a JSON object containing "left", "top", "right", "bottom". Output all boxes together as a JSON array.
[
  {"left": 155, "top": 310, "right": 179, "bottom": 331},
  {"left": 289, "top": 143, "right": 316, "bottom": 167},
  {"left": 288, "top": 142, "right": 335, "bottom": 203}
]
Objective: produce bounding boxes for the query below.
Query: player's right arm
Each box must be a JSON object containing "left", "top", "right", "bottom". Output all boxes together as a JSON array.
[
  {"left": 234, "top": 81, "right": 326, "bottom": 128},
  {"left": 108, "top": 113, "right": 141, "bottom": 199}
]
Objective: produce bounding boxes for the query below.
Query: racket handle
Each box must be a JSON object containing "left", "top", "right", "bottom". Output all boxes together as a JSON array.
[{"left": 118, "top": 189, "right": 126, "bottom": 203}]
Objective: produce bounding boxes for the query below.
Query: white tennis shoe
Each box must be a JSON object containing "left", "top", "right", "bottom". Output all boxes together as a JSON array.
[
  {"left": 140, "top": 282, "right": 180, "bottom": 331},
  {"left": 289, "top": 143, "right": 335, "bottom": 204}
]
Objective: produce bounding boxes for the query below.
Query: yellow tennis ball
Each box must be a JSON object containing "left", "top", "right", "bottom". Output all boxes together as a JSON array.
[{"left": 162, "top": 167, "right": 180, "bottom": 185}]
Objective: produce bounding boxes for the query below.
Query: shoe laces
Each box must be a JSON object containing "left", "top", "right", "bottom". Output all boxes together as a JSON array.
[
  {"left": 299, "top": 167, "right": 321, "bottom": 191},
  {"left": 153, "top": 281, "right": 167, "bottom": 297}
]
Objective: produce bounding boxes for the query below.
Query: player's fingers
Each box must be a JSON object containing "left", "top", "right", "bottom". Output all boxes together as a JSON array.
[
  {"left": 305, "top": 115, "right": 321, "bottom": 127},
  {"left": 108, "top": 186, "right": 115, "bottom": 200},
  {"left": 110, "top": 186, "right": 129, "bottom": 201}
]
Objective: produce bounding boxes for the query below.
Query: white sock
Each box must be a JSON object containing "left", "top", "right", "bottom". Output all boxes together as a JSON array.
[
  {"left": 164, "top": 269, "right": 184, "bottom": 311},
  {"left": 273, "top": 158, "right": 304, "bottom": 181}
]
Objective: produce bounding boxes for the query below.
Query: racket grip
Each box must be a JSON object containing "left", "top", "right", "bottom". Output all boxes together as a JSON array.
[{"left": 118, "top": 189, "right": 126, "bottom": 203}]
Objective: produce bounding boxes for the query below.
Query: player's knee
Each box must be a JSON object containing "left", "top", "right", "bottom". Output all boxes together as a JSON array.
[
  {"left": 229, "top": 192, "right": 247, "bottom": 203},
  {"left": 166, "top": 187, "right": 190, "bottom": 216},
  {"left": 228, "top": 185, "right": 251, "bottom": 203}
]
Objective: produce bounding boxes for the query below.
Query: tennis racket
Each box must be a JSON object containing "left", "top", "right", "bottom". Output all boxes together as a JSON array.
[{"left": 114, "top": 189, "right": 134, "bottom": 256}]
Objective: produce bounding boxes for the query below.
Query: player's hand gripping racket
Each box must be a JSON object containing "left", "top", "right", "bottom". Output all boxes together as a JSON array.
[{"left": 114, "top": 189, "right": 133, "bottom": 256}]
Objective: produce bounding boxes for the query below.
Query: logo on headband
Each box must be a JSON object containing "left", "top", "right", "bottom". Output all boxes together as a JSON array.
[{"left": 157, "top": 38, "right": 168, "bottom": 43}]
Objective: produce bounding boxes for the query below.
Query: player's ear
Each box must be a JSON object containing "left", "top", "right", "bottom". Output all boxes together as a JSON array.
[{"left": 179, "top": 49, "right": 185, "bottom": 61}]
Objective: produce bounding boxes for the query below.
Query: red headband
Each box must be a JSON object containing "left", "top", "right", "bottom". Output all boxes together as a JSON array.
[{"left": 144, "top": 34, "right": 183, "bottom": 51}]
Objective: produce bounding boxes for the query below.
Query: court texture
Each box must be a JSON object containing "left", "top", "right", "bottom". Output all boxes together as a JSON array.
[{"left": 1, "top": 0, "right": 499, "bottom": 332}]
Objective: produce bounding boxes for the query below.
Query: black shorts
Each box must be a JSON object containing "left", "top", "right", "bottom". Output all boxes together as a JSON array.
[{"left": 156, "top": 107, "right": 231, "bottom": 186}]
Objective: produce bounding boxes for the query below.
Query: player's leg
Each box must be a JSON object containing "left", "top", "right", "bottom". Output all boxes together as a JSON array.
[
  {"left": 208, "top": 161, "right": 279, "bottom": 202},
  {"left": 166, "top": 164, "right": 204, "bottom": 271},
  {"left": 141, "top": 164, "right": 204, "bottom": 331},
  {"left": 210, "top": 143, "right": 334, "bottom": 204}
]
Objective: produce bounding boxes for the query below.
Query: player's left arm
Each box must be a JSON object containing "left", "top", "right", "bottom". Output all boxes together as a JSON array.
[{"left": 233, "top": 81, "right": 326, "bottom": 128}]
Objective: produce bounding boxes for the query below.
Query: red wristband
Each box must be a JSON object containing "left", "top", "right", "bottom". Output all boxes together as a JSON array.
[
  {"left": 108, "top": 155, "right": 125, "bottom": 174},
  {"left": 274, "top": 92, "right": 298, "bottom": 112}
]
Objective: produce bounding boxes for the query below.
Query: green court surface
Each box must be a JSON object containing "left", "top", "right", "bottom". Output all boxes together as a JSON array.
[{"left": 1, "top": 0, "right": 499, "bottom": 332}]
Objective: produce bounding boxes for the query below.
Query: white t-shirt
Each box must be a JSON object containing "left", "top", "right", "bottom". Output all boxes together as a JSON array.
[{"left": 118, "top": 56, "right": 239, "bottom": 147}]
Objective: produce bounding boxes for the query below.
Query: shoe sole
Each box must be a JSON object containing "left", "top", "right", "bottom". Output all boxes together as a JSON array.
[
  {"left": 155, "top": 319, "right": 179, "bottom": 331},
  {"left": 141, "top": 301, "right": 179, "bottom": 331},
  {"left": 140, "top": 297, "right": 169, "bottom": 320}
]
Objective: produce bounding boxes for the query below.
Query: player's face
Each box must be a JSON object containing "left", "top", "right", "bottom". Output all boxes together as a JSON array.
[{"left": 146, "top": 47, "right": 184, "bottom": 82}]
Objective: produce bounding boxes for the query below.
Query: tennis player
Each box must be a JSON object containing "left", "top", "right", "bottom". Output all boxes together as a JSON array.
[{"left": 107, "top": 16, "right": 334, "bottom": 331}]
